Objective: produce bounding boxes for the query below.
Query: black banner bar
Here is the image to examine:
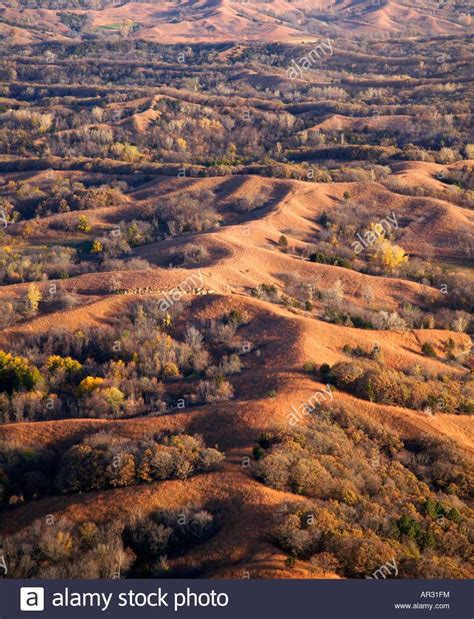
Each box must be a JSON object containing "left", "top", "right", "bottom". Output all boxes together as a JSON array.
[{"left": 0, "top": 579, "right": 472, "bottom": 619}]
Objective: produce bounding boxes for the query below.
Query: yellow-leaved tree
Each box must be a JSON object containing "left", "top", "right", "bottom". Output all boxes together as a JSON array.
[
  {"left": 373, "top": 237, "right": 408, "bottom": 272},
  {"left": 26, "top": 283, "right": 42, "bottom": 316}
]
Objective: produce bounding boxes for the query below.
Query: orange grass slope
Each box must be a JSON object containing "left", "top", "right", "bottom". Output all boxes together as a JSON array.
[
  {"left": 0, "top": 0, "right": 470, "bottom": 43},
  {"left": 0, "top": 157, "right": 473, "bottom": 577}
]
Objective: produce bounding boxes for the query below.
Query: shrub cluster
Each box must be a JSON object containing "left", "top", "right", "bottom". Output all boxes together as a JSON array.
[
  {"left": 0, "top": 506, "right": 219, "bottom": 579},
  {"left": 0, "top": 300, "right": 241, "bottom": 422},
  {"left": 0, "top": 431, "right": 224, "bottom": 505},
  {"left": 124, "top": 508, "right": 219, "bottom": 576},
  {"left": 253, "top": 407, "right": 473, "bottom": 578},
  {"left": 56, "top": 432, "right": 224, "bottom": 494},
  {"left": 327, "top": 360, "right": 473, "bottom": 414},
  {"left": 0, "top": 517, "right": 133, "bottom": 579}
]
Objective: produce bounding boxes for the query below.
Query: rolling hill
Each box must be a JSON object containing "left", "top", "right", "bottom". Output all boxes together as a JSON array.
[{"left": 0, "top": 0, "right": 472, "bottom": 44}]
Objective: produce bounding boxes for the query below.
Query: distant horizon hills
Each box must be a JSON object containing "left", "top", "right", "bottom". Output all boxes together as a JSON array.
[{"left": 0, "top": 0, "right": 472, "bottom": 45}]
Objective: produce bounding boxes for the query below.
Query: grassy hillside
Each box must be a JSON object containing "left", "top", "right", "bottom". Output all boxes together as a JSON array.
[{"left": 0, "top": 3, "right": 472, "bottom": 580}]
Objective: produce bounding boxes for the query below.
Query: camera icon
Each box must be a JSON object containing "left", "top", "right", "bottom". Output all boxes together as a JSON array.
[{"left": 20, "top": 587, "right": 44, "bottom": 612}]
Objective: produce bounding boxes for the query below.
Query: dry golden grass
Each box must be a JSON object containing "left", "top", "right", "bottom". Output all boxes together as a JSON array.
[{"left": 0, "top": 163, "right": 472, "bottom": 578}]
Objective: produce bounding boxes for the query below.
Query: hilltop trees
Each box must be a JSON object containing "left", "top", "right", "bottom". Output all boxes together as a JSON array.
[
  {"left": 56, "top": 432, "right": 224, "bottom": 494},
  {"left": 326, "top": 359, "right": 473, "bottom": 414},
  {"left": 0, "top": 431, "right": 224, "bottom": 506}
]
